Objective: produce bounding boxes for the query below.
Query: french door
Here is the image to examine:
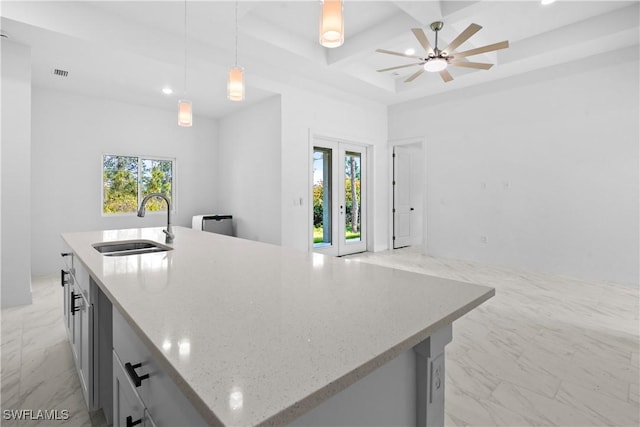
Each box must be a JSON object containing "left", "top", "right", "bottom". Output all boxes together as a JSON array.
[
  {"left": 312, "top": 139, "right": 366, "bottom": 256},
  {"left": 393, "top": 145, "right": 412, "bottom": 248}
]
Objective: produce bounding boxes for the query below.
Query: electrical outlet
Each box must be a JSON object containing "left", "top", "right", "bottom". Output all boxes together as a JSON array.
[
  {"left": 430, "top": 354, "right": 444, "bottom": 403},
  {"left": 481, "top": 236, "right": 488, "bottom": 244}
]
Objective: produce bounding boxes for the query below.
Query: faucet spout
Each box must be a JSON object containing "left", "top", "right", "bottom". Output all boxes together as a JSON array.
[{"left": 137, "top": 193, "right": 174, "bottom": 244}]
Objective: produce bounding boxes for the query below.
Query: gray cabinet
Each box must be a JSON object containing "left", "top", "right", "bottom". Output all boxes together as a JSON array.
[
  {"left": 60, "top": 247, "right": 96, "bottom": 412},
  {"left": 112, "top": 307, "right": 205, "bottom": 427}
]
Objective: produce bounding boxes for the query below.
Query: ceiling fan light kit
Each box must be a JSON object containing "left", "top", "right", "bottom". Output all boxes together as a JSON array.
[
  {"left": 424, "top": 58, "right": 447, "bottom": 72},
  {"left": 376, "top": 21, "right": 509, "bottom": 83}
]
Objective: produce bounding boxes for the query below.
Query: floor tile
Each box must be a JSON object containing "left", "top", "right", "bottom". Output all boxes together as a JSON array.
[
  {"left": 630, "top": 383, "right": 639, "bottom": 405},
  {"left": 349, "top": 247, "right": 640, "bottom": 426},
  {"left": 555, "top": 380, "right": 640, "bottom": 426},
  {"left": 490, "top": 381, "right": 599, "bottom": 426}
]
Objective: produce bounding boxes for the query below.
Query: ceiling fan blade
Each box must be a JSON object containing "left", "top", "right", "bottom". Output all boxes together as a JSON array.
[
  {"left": 377, "top": 63, "right": 423, "bottom": 72},
  {"left": 449, "top": 61, "right": 493, "bottom": 70},
  {"left": 443, "top": 23, "right": 482, "bottom": 54},
  {"left": 411, "top": 28, "right": 434, "bottom": 55},
  {"left": 405, "top": 68, "right": 425, "bottom": 83},
  {"left": 452, "top": 40, "right": 509, "bottom": 59},
  {"left": 439, "top": 69, "right": 453, "bottom": 83},
  {"left": 376, "top": 49, "right": 423, "bottom": 59}
]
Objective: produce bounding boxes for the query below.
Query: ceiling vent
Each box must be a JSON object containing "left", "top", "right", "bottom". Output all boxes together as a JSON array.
[{"left": 52, "top": 68, "right": 69, "bottom": 77}]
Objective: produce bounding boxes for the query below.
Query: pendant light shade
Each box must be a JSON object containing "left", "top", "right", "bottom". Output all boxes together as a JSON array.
[
  {"left": 228, "top": 1, "right": 245, "bottom": 102},
  {"left": 227, "top": 67, "right": 245, "bottom": 102},
  {"left": 178, "top": 0, "right": 192, "bottom": 127},
  {"left": 319, "top": 0, "right": 344, "bottom": 48},
  {"left": 178, "top": 99, "right": 192, "bottom": 127}
]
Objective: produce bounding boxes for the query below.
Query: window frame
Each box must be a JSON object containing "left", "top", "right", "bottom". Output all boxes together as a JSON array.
[{"left": 101, "top": 153, "right": 177, "bottom": 217}]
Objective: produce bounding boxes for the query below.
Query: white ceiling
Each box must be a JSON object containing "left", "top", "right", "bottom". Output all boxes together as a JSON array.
[{"left": 1, "top": 1, "right": 638, "bottom": 118}]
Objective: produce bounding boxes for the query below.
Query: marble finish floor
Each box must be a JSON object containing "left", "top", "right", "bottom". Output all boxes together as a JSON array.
[
  {"left": 347, "top": 247, "right": 639, "bottom": 426},
  {"left": 1, "top": 247, "right": 638, "bottom": 426},
  {"left": 1, "top": 275, "right": 106, "bottom": 427}
]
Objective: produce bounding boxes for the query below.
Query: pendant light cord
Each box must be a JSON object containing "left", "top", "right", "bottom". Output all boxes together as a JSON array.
[
  {"left": 234, "top": 0, "right": 238, "bottom": 67},
  {"left": 183, "top": 0, "right": 187, "bottom": 96}
]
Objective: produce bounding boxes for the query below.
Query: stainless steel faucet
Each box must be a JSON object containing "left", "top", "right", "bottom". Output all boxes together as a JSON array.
[{"left": 137, "top": 193, "right": 174, "bottom": 244}]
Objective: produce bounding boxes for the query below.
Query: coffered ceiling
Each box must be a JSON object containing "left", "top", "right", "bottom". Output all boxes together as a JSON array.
[{"left": 1, "top": 1, "right": 638, "bottom": 118}]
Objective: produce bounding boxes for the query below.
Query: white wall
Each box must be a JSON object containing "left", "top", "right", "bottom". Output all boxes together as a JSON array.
[
  {"left": 280, "top": 87, "right": 388, "bottom": 253},
  {"left": 31, "top": 87, "right": 218, "bottom": 275},
  {"left": 408, "top": 143, "right": 424, "bottom": 247},
  {"left": 217, "top": 96, "right": 282, "bottom": 245},
  {"left": 389, "top": 52, "right": 639, "bottom": 285},
  {"left": 1, "top": 39, "right": 33, "bottom": 307}
]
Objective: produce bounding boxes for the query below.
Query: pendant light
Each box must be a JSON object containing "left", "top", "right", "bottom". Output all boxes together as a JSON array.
[
  {"left": 228, "top": 1, "right": 244, "bottom": 101},
  {"left": 178, "top": 0, "right": 192, "bottom": 127},
  {"left": 319, "top": 0, "right": 344, "bottom": 48}
]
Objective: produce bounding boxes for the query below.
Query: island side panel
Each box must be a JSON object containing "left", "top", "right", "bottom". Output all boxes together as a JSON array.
[{"left": 289, "top": 324, "right": 453, "bottom": 427}]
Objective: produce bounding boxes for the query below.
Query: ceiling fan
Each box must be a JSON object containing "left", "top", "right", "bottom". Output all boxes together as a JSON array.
[{"left": 376, "top": 21, "right": 509, "bottom": 83}]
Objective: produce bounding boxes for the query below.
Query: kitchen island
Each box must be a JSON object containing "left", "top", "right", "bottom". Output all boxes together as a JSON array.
[{"left": 61, "top": 226, "right": 494, "bottom": 426}]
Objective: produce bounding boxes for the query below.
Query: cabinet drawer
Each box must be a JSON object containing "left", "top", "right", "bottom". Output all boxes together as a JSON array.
[
  {"left": 61, "top": 242, "right": 74, "bottom": 271},
  {"left": 113, "top": 351, "right": 146, "bottom": 427},
  {"left": 112, "top": 308, "right": 206, "bottom": 426},
  {"left": 72, "top": 258, "right": 90, "bottom": 297}
]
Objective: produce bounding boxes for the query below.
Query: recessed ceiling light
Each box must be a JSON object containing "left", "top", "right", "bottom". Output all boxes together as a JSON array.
[
  {"left": 541, "top": 0, "right": 556, "bottom": 5},
  {"left": 162, "top": 87, "right": 173, "bottom": 95},
  {"left": 404, "top": 48, "right": 416, "bottom": 56}
]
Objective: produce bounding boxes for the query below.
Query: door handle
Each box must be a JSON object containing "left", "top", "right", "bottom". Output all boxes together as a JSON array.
[
  {"left": 410, "top": 207, "right": 415, "bottom": 211},
  {"left": 70, "top": 291, "right": 81, "bottom": 315},
  {"left": 126, "top": 416, "right": 142, "bottom": 427},
  {"left": 61, "top": 269, "right": 70, "bottom": 288}
]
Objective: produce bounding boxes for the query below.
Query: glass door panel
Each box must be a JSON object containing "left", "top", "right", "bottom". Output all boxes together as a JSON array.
[
  {"left": 313, "top": 147, "right": 332, "bottom": 248},
  {"left": 344, "top": 151, "right": 361, "bottom": 243}
]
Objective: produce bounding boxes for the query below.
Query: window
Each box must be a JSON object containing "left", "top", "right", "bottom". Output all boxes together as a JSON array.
[{"left": 102, "top": 154, "right": 174, "bottom": 215}]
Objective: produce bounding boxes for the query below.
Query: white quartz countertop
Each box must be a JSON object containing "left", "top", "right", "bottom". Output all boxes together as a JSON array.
[{"left": 62, "top": 226, "right": 494, "bottom": 426}]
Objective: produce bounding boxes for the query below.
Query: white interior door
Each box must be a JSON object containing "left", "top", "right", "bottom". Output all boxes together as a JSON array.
[
  {"left": 312, "top": 139, "right": 367, "bottom": 256},
  {"left": 393, "top": 145, "right": 413, "bottom": 248}
]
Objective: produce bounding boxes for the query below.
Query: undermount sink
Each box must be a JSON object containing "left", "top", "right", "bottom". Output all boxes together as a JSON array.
[{"left": 92, "top": 240, "right": 173, "bottom": 257}]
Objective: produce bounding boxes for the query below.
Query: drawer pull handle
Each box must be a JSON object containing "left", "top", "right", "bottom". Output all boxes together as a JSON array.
[
  {"left": 61, "top": 269, "right": 70, "bottom": 288},
  {"left": 125, "top": 362, "right": 150, "bottom": 387},
  {"left": 60, "top": 252, "right": 73, "bottom": 258},
  {"left": 126, "top": 415, "right": 142, "bottom": 427},
  {"left": 70, "top": 291, "right": 81, "bottom": 316}
]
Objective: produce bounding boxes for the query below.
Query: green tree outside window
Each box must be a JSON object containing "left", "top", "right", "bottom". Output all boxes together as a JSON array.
[{"left": 103, "top": 155, "right": 174, "bottom": 214}]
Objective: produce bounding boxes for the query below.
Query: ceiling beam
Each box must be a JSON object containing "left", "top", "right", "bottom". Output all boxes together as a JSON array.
[
  {"left": 241, "top": 12, "right": 326, "bottom": 65},
  {"left": 390, "top": 1, "right": 443, "bottom": 26},
  {"left": 326, "top": 12, "right": 421, "bottom": 66},
  {"left": 500, "top": 2, "right": 639, "bottom": 65}
]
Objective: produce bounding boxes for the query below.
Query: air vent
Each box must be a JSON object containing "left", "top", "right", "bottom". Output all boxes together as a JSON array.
[{"left": 52, "top": 68, "right": 69, "bottom": 77}]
